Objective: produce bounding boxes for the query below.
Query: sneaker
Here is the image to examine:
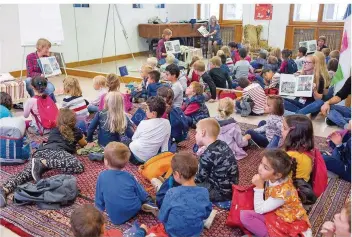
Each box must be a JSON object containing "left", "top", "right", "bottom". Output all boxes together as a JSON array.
[
  {"left": 0, "top": 187, "right": 7, "bottom": 208},
  {"left": 31, "top": 159, "right": 46, "bottom": 182},
  {"left": 151, "top": 178, "right": 163, "bottom": 192},
  {"left": 88, "top": 153, "right": 104, "bottom": 161},
  {"left": 325, "top": 117, "right": 336, "bottom": 126},
  {"left": 142, "top": 200, "right": 159, "bottom": 217}
]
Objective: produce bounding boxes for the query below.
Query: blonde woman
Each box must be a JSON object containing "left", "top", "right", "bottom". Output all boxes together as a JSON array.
[
  {"left": 25, "top": 38, "right": 56, "bottom": 102},
  {"left": 284, "top": 52, "right": 330, "bottom": 116},
  {"left": 87, "top": 91, "right": 134, "bottom": 147},
  {"left": 206, "top": 15, "right": 222, "bottom": 57}
]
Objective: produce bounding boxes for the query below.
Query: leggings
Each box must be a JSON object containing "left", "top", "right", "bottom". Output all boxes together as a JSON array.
[
  {"left": 3, "top": 149, "right": 84, "bottom": 193},
  {"left": 240, "top": 210, "right": 268, "bottom": 237}
]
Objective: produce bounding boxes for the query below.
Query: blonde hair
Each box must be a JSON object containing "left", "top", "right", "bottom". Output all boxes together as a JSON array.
[
  {"left": 218, "top": 97, "right": 234, "bottom": 119},
  {"left": 162, "top": 28, "right": 172, "bottom": 38},
  {"left": 166, "top": 54, "right": 176, "bottom": 64},
  {"left": 141, "top": 65, "right": 153, "bottom": 74},
  {"left": 193, "top": 60, "right": 206, "bottom": 72},
  {"left": 106, "top": 73, "right": 120, "bottom": 92},
  {"left": 210, "top": 56, "right": 221, "bottom": 67},
  {"left": 190, "top": 81, "right": 203, "bottom": 95},
  {"left": 329, "top": 50, "right": 340, "bottom": 60},
  {"left": 322, "top": 48, "right": 331, "bottom": 57},
  {"left": 190, "top": 56, "right": 200, "bottom": 68},
  {"left": 92, "top": 75, "right": 107, "bottom": 88},
  {"left": 63, "top": 77, "right": 82, "bottom": 97},
  {"left": 197, "top": 118, "right": 220, "bottom": 138},
  {"left": 268, "top": 55, "right": 278, "bottom": 64},
  {"left": 104, "top": 142, "right": 131, "bottom": 169},
  {"left": 104, "top": 92, "right": 127, "bottom": 134},
  {"left": 216, "top": 50, "right": 225, "bottom": 57},
  {"left": 36, "top": 38, "right": 51, "bottom": 50},
  {"left": 147, "top": 57, "right": 158, "bottom": 68},
  {"left": 303, "top": 52, "right": 330, "bottom": 89},
  {"left": 221, "top": 46, "right": 231, "bottom": 58},
  {"left": 270, "top": 47, "right": 281, "bottom": 59},
  {"left": 209, "top": 15, "right": 218, "bottom": 26}
]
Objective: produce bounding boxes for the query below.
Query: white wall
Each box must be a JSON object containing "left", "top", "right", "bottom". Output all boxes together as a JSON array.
[
  {"left": 242, "top": 4, "right": 290, "bottom": 49},
  {"left": 0, "top": 4, "right": 196, "bottom": 72}
]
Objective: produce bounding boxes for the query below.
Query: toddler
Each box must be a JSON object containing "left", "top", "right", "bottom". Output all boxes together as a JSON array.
[{"left": 88, "top": 75, "right": 108, "bottom": 113}]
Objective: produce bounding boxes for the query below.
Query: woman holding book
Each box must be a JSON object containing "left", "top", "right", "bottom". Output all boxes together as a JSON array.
[
  {"left": 25, "top": 38, "right": 56, "bottom": 102},
  {"left": 205, "top": 16, "right": 222, "bottom": 57}
]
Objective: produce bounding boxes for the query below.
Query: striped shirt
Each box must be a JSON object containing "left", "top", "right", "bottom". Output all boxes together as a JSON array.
[
  {"left": 243, "top": 83, "right": 266, "bottom": 114},
  {"left": 226, "top": 57, "right": 235, "bottom": 74},
  {"left": 62, "top": 96, "right": 89, "bottom": 120}
]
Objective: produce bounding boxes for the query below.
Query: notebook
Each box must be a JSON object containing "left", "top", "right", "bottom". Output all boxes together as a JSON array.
[{"left": 131, "top": 108, "right": 146, "bottom": 126}]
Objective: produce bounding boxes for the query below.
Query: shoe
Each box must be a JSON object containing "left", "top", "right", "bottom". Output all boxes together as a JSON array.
[
  {"left": 142, "top": 200, "right": 159, "bottom": 217},
  {"left": 151, "top": 178, "right": 163, "bottom": 192},
  {"left": 325, "top": 117, "right": 336, "bottom": 126},
  {"left": 31, "top": 159, "right": 46, "bottom": 182},
  {"left": 88, "top": 153, "right": 104, "bottom": 161},
  {"left": 0, "top": 187, "right": 7, "bottom": 208}
]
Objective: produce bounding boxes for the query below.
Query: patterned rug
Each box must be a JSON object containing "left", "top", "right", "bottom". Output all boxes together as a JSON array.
[{"left": 0, "top": 123, "right": 350, "bottom": 237}]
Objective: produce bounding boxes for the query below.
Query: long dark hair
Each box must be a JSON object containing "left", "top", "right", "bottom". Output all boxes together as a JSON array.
[
  {"left": 31, "top": 76, "right": 48, "bottom": 98},
  {"left": 263, "top": 149, "right": 292, "bottom": 179},
  {"left": 157, "top": 86, "right": 174, "bottom": 115},
  {"left": 283, "top": 115, "right": 314, "bottom": 152},
  {"left": 57, "top": 108, "right": 77, "bottom": 143}
]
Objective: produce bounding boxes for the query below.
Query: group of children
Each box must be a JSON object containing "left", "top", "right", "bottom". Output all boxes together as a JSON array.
[{"left": 0, "top": 34, "right": 350, "bottom": 237}]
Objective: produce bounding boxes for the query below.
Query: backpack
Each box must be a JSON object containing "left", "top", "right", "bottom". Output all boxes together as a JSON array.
[
  {"left": 32, "top": 95, "right": 59, "bottom": 135},
  {"left": 303, "top": 148, "right": 328, "bottom": 197},
  {"left": 218, "top": 89, "right": 237, "bottom": 100},
  {"left": 0, "top": 117, "right": 31, "bottom": 165},
  {"left": 169, "top": 107, "right": 189, "bottom": 143},
  {"left": 287, "top": 59, "right": 298, "bottom": 74},
  {"left": 13, "top": 174, "right": 78, "bottom": 210},
  {"left": 138, "top": 152, "right": 174, "bottom": 181},
  {"left": 226, "top": 185, "right": 255, "bottom": 233}
]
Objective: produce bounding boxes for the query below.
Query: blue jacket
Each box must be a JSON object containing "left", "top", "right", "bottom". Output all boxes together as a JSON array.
[
  {"left": 87, "top": 110, "right": 134, "bottom": 147},
  {"left": 0, "top": 105, "right": 12, "bottom": 119},
  {"left": 147, "top": 82, "right": 164, "bottom": 97},
  {"left": 183, "top": 94, "right": 209, "bottom": 126}
]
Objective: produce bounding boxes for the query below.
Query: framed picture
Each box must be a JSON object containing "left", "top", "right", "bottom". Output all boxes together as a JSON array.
[
  {"left": 133, "top": 4, "right": 143, "bottom": 9},
  {"left": 254, "top": 4, "right": 273, "bottom": 20},
  {"left": 155, "top": 4, "right": 165, "bottom": 9}
]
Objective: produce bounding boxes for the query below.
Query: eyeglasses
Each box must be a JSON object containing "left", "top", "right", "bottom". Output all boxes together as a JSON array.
[{"left": 303, "top": 61, "right": 313, "bottom": 64}]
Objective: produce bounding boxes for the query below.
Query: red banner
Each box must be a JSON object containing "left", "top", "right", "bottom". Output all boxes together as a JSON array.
[{"left": 254, "top": 4, "right": 273, "bottom": 20}]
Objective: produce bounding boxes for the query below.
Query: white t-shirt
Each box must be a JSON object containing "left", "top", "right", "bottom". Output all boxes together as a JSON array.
[
  {"left": 129, "top": 118, "right": 171, "bottom": 162},
  {"left": 171, "top": 81, "right": 184, "bottom": 108}
]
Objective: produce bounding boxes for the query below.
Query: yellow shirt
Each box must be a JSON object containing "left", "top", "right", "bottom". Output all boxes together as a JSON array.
[{"left": 287, "top": 151, "right": 313, "bottom": 182}]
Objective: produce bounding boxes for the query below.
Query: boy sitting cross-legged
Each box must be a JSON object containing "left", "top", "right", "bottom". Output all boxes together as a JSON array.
[
  {"left": 182, "top": 81, "right": 210, "bottom": 128},
  {"left": 165, "top": 64, "right": 183, "bottom": 108},
  {"left": 195, "top": 118, "right": 239, "bottom": 202},
  {"left": 95, "top": 142, "right": 158, "bottom": 225},
  {"left": 146, "top": 70, "right": 164, "bottom": 97}
]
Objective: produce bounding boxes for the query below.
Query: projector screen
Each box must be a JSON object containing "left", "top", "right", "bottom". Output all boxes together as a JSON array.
[{"left": 18, "top": 4, "right": 64, "bottom": 46}]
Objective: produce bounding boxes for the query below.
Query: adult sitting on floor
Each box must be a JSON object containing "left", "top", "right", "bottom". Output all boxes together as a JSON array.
[
  {"left": 321, "top": 76, "right": 351, "bottom": 128},
  {"left": 25, "top": 38, "right": 56, "bottom": 102}
]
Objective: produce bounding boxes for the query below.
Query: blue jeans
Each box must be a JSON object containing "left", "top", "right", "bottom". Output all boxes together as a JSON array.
[
  {"left": 130, "top": 152, "right": 144, "bottom": 165},
  {"left": 76, "top": 120, "right": 87, "bottom": 134},
  {"left": 25, "top": 77, "right": 56, "bottom": 103},
  {"left": 284, "top": 98, "right": 314, "bottom": 114},
  {"left": 327, "top": 105, "right": 351, "bottom": 128},
  {"left": 87, "top": 105, "right": 99, "bottom": 113},
  {"left": 245, "top": 120, "right": 280, "bottom": 148}
]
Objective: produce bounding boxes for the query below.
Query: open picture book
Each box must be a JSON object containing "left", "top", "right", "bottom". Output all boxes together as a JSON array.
[
  {"left": 164, "top": 40, "right": 181, "bottom": 54},
  {"left": 50, "top": 52, "right": 65, "bottom": 68},
  {"left": 37, "top": 56, "right": 62, "bottom": 78},
  {"left": 279, "top": 74, "right": 314, "bottom": 97},
  {"left": 197, "top": 26, "right": 209, "bottom": 37},
  {"left": 299, "top": 40, "right": 317, "bottom": 54}
]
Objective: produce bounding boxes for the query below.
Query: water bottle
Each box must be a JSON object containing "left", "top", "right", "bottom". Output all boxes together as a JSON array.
[{"left": 165, "top": 12, "right": 168, "bottom": 23}]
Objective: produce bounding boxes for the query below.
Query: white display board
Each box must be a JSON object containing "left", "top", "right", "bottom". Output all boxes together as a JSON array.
[{"left": 18, "top": 4, "right": 64, "bottom": 46}]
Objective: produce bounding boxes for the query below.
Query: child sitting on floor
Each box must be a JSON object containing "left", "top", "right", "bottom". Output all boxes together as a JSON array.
[
  {"left": 165, "top": 64, "right": 183, "bottom": 108},
  {"left": 187, "top": 56, "right": 201, "bottom": 86},
  {"left": 87, "top": 92, "right": 134, "bottom": 148},
  {"left": 329, "top": 50, "right": 340, "bottom": 60},
  {"left": 129, "top": 96, "right": 171, "bottom": 165},
  {"left": 70, "top": 204, "right": 128, "bottom": 237},
  {"left": 160, "top": 54, "right": 176, "bottom": 73},
  {"left": 279, "top": 49, "right": 297, "bottom": 74},
  {"left": 182, "top": 81, "right": 210, "bottom": 128},
  {"left": 295, "top": 47, "right": 307, "bottom": 72},
  {"left": 193, "top": 60, "right": 217, "bottom": 102},
  {"left": 322, "top": 48, "right": 331, "bottom": 64},
  {"left": 240, "top": 149, "right": 311, "bottom": 237},
  {"left": 250, "top": 51, "right": 267, "bottom": 70},
  {"left": 88, "top": 75, "right": 108, "bottom": 113},
  {"left": 263, "top": 55, "right": 279, "bottom": 73},
  {"left": 95, "top": 142, "right": 157, "bottom": 225},
  {"left": 255, "top": 68, "right": 280, "bottom": 89},
  {"left": 146, "top": 57, "right": 158, "bottom": 70},
  {"left": 195, "top": 118, "right": 239, "bottom": 202},
  {"left": 233, "top": 48, "right": 254, "bottom": 81},
  {"left": 0, "top": 92, "right": 13, "bottom": 118},
  {"left": 270, "top": 47, "right": 282, "bottom": 68},
  {"left": 132, "top": 65, "right": 153, "bottom": 103},
  {"left": 146, "top": 70, "right": 164, "bottom": 97},
  {"left": 327, "top": 58, "right": 339, "bottom": 79},
  {"left": 209, "top": 56, "right": 232, "bottom": 89},
  {"left": 221, "top": 46, "right": 235, "bottom": 73},
  {"left": 245, "top": 95, "right": 284, "bottom": 148},
  {"left": 62, "top": 77, "right": 89, "bottom": 133},
  {"left": 320, "top": 201, "right": 351, "bottom": 237},
  {"left": 0, "top": 108, "right": 86, "bottom": 208},
  {"left": 228, "top": 41, "right": 240, "bottom": 64},
  {"left": 216, "top": 97, "right": 249, "bottom": 160},
  {"left": 217, "top": 52, "right": 231, "bottom": 83},
  {"left": 143, "top": 152, "right": 212, "bottom": 237},
  {"left": 157, "top": 86, "right": 174, "bottom": 119}
]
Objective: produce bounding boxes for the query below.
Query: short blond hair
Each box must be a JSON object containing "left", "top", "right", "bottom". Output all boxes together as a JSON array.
[
  {"left": 193, "top": 60, "right": 205, "bottom": 72},
  {"left": 162, "top": 28, "right": 172, "bottom": 38},
  {"left": 218, "top": 97, "right": 234, "bottom": 119},
  {"left": 92, "top": 75, "right": 107, "bottom": 88},
  {"left": 268, "top": 55, "right": 278, "bottom": 64},
  {"left": 216, "top": 50, "right": 225, "bottom": 57},
  {"left": 197, "top": 118, "right": 220, "bottom": 138},
  {"left": 270, "top": 47, "right": 281, "bottom": 59},
  {"left": 190, "top": 56, "right": 200, "bottom": 67},
  {"left": 166, "top": 54, "right": 176, "bottom": 64},
  {"left": 210, "top": 56, "right": 221, "bottom": 67},
  {"left": 147, "top": 57, "right": 158, "bottom": 68},
  {"left": 63, "top": 77, "right": 82, "bottom": 97},
  {"left": 329, "top": 50, "right": 340, "bottom": 59},
  {"left": 141, "top": 65, "right": 153, "bottom": 74},
  {"left": 322, "top": 48, "right": 331, "bottom": 57},
  {"left": 104, "top": 142, "right": 130, "bottom": 169},
  {"left": 190, "top": 81, "right": 203, "bottom": 95},
  {"left": 36, "top": 38, "right": 51, "bottom": 50},
  {"left": 221, "top": 46, "right": 231, "bottom": 58}
]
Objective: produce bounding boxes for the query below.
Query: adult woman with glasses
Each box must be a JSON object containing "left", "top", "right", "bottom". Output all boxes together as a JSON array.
[{"left": 283, "top": 52, "right": 331, "bottom": 116}]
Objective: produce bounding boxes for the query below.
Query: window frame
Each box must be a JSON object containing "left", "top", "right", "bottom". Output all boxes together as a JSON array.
[
  {"left": 197, "top": 4, "right": 243, "bottom": 25},
  {"left": 289, "top": 4, "right": 344, "bottom": 26}
]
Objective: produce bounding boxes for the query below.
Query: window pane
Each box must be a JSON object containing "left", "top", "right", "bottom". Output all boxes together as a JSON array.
[
  {"left": 293, "top": 4, "right": 319, "bottom": 21},
  {"left": 200, "top": 4, "right": 219, "bottom": 20},
  {"left": 223, "top": 4, "right": 243, "bottom": 20},
  {"left": 323, "top": 4, "right": 348, "bottom": 21}
]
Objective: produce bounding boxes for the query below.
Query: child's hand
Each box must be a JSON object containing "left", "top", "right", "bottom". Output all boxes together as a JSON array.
[
  {"left": 236, "top": 97, "right": 242, "bottom": 101},
  {"left": 86, "top": 142, "right": 96, "bottom": 148},
  {"left": 330, "top": 132, "right": 343, "bottom": 146},
  {"left": 252, "top": 174, "right": 264, "bottom": 189},
  {"left": 140, "top": 224, "right": 148, "bottom": 232},
  {"left": 243, "top": 134, "right": 251, "bottom": 141},
  {"left": 320, "top": 221, "right": 335, "bottom": 237},
  {"left": 208, "top": 99, "right": 216, "bottom": 103}
]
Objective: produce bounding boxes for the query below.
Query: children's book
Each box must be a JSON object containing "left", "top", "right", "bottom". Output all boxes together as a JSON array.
[
  {"left": 197, "top": 26, "right": 209, "bottom": 37},
  {"left": 131, "top": 108, "right": 147, "bottom": 126},
  {"left": 50, "top": 52, "right": 66, "bottom": 68},
  {"left": 299, "top": 40, "right": 317, "bottom": 54},
  {"left": 37, "top": 56, "right": 62, "bottom": 78},
  {"left": 164, "top": 40, "right": 181, "bottom": 54},
  {"left": 279, "top": 74, "right": 314, "bottom": 97}
]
